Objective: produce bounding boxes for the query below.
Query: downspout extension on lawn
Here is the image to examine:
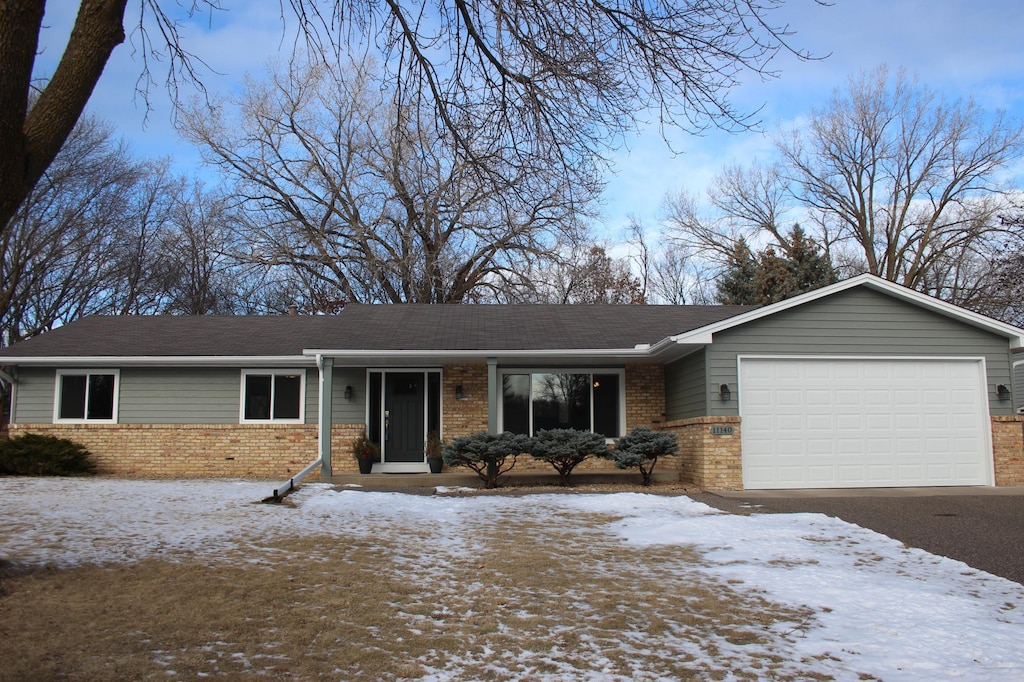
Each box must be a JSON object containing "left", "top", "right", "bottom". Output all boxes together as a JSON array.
[{"left": 261, "top": 457, "right": 322, "bottom": 504}]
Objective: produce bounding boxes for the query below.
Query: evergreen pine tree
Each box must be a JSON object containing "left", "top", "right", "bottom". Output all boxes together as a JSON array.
[
  {"left": 784, "top": 224, "right": 837, "bottom": 294},
  {"left": 716, "top": 238, "right": 759, "bottom": 304},
  {"left": 754, "top": 246, "right": 798, "bottom": 304},
  {"left": 715, "top": 227, "right": 837, "bottom": 306}
]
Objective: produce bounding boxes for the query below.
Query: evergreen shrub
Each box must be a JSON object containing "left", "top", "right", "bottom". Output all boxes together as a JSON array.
[
  {"left": 442, "top": 431, "right": 530, "bottom": 488},
  {"left": 529, "top": 428, "right": 607, "bottom": 486},
  {"left": 606, "top": 427, "right": 678, "bottom": 486},
  {"left": 0, "top": 433, "right": 97, "bottom": 476}
]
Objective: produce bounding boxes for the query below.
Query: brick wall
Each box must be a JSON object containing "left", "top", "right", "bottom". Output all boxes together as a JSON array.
[
  {"left": 625, "top": 364, "right": 665, "bottom": 430},
  {"left": 992, "top": 416, "right": 1024, "bottom": 486},
  {"left": 8, "top": 423, "right": 364, "bottom": 480},
  {"left": 442, "top": 364, "right": 489, "bottom": 438},
  {"left": 659, "top": 416, "right": 742, "bottom": 491}
]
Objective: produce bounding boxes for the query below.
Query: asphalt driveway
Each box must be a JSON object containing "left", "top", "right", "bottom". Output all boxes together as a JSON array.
[{"left": 691, "top": 487, "right": 1024, "bottom": 585}]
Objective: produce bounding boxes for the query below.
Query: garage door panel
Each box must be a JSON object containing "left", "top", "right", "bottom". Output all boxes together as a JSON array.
[
  {"left": 835, "top": 390, "right": 862, "bottom": 406},
  {"left": 741, "top": 358, "right": 991, "bottom": 489},
  {"left": 865, "top": 415, "right": 892, "bottom": 431}
]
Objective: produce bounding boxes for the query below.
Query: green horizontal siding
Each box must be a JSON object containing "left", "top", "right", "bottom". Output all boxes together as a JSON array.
[
  {"left": 12, "top": 367, "right": 55, "bottom": 423},
  {"left": 665, "top": 348, "right": 707, "bottom": 421},
  {"left": 331, "top": 367, "right": 368, "bottom": 424},
  {"left": 12, "top": 367, "right": 352, "bottom": 425},
  {"left": 706, "top": 287, "right": 1015, "bottom": 416},
  {"left": 119, "top": 368, "right": 242, "bottom": 424}
]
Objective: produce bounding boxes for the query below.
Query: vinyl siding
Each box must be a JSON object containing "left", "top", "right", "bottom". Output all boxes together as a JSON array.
[
  {"left": 706, "top": 287, "right": 1015, "bottom": 417},
  {"left": 665, "top": 348, "right": 707, "bottom": 420},
  {"left": 331, "top": 367, "right": 368, "bottom": 424},
  {"left": 119, "top": 368, "right": 243, "bottom": 424},
  {"left": 11, "top": 367, "right": 56, "bottom": 423},
  {"left": 12, "top": 367, "right": 329, "bottom": 425},
  {"left": 11, "top": 366, "right": 379, "bottom": 426}
]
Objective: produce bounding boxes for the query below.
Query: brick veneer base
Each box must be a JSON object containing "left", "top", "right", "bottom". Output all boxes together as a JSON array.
[
  {"left": 659, "top": 416, "right": 743, "bottom": 491},
  {"left": 8, "top": 423, "right": 365, "bottom": 480},
  {"left": 992, "top": 416, "right": 1024, "bottom": 486},
  {"left": 13, "top": 414, "right": 1019, "bottom": 491}
]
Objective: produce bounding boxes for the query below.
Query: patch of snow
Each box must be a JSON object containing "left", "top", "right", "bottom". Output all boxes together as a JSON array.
[{"left": 1, "top": 479, "right": 1022, "bottom": 680}]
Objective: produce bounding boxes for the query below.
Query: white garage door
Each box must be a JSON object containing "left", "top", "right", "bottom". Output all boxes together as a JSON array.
[{"left": 740, "top": 358, "right": 992, "bottom": 489}]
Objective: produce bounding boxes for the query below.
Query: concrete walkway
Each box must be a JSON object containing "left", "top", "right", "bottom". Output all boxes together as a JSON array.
[{"left": 692, "top": 487, "right": 1024, "bottom": 585}]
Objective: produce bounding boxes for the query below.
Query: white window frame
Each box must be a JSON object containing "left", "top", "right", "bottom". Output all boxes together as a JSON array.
[
  {"left": 54, "top": 369, "right": 120, "bottom": 424},
  {"left": 239, "top": 369, "right": 306, "bottom": 424},
  {"left": 497, "top": 368, "right": 626, "bottom": 439}
]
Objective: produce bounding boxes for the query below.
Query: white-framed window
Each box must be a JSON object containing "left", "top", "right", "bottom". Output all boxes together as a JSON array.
[
  {"left": 54, "top": 370, "right": 120, "bottom": 423},
  {"left": 498, "top": 369, "right": 625, "bottom": 438},
  {"left": 240, "top": 370, "right": 306, "bottom": 423}
]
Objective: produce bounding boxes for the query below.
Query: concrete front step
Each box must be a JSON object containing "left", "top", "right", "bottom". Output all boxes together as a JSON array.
[{"left": 322, "top": 470, "right": 681, "bottom": 489}]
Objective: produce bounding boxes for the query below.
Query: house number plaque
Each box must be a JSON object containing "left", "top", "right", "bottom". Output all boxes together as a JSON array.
[{"left": 710, "top": 425, "right": 734, "bottom": 436}]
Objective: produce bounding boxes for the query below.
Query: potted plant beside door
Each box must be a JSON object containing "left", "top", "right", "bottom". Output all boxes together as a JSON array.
[
  {"left": 351, "top": 431, "right": 379, "bottom": 474},
  {"left": 426, "top": 431, "right": 444, "bottom": 474}
]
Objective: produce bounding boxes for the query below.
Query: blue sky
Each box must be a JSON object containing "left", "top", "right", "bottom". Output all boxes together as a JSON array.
[{"left": 36, "top": 0, "right": 1024, "bottom": 239}]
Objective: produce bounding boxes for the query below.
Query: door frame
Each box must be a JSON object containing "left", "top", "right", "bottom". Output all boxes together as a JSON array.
[{"left": 366, "top": 368, "right": 443, "bottom": 473}]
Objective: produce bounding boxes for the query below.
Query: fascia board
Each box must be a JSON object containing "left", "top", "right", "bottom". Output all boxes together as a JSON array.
[
  {"left": 0, "top": 355, "right": 315, "bottom": 367},
  {"left": 670, "top": 273, "right": 1024, "bottom": 349},
  {"left": 303, "top": 348, "right": 654, "bottom": 360}
]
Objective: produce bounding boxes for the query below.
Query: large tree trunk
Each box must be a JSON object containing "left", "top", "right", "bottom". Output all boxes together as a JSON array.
[{"left": 0, "top": 0, "right": 128, "bottom": 231}]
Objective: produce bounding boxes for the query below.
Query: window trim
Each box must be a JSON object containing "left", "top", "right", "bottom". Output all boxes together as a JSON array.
[
  {"left": 239, "top": 369, "right": 307, "bottom": 424},
  {"left": 497, "top": 368, "right": 626, "bottom": 438},
  {"left": 54, "top": 369, "right": 120, "bottom": 424}
]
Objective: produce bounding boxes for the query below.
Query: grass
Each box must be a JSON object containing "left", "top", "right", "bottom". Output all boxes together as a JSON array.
[{"left": 0, "top": 491, "right": 831, "bottom": 680}]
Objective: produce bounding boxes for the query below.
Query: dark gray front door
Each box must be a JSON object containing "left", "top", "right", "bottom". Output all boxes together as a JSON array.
[{"left": 385, "top": 372, "right": 425, "bottom": 462}]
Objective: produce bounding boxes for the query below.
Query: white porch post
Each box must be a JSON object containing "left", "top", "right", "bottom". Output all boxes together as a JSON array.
[
  {"left": 487, "top": 357, "right": 498, "bottom": 435},
  {"left": 318, "top": 355, "right": 334, "bottom": 476}
]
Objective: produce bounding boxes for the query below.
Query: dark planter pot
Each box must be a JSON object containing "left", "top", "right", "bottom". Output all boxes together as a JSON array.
[
  {"left": 358, "top": 458, "right": 374, "bottom": 474},
  {"left": 428, "top": 457, "right": 444, "bottom": 474}
]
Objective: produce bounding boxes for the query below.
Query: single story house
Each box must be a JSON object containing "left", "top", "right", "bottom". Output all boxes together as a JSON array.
[{"left": 1, "top": 273, "right": 1022, "bottom": 491}]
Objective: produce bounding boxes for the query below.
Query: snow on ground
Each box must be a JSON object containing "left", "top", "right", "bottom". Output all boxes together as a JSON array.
[{"left": 2, "top": 477, "right": 1023, "bottom": 680}]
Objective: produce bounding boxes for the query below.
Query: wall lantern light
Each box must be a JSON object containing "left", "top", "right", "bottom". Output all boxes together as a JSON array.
[
  {"left": 344, "top": 385, "right": 354, "bottom": 400},
  {"left": 996, "top": 384, "right": 1011, "bottom": 401},
  {"left": 719, "top": 383, "right": 731, "bottom": 402},
  {"left": 455, "top": 385, "right": 465, "bottom": 401}
]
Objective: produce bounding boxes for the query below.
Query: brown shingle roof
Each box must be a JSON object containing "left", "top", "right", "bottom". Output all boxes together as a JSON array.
[{"left": 0, "top": 303, "right": 755, "bottom": 358}]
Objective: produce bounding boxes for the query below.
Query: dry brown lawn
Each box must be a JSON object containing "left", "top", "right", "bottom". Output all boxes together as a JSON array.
[{"left": 0, "top": 489, "right": 830, "bottom": 681}]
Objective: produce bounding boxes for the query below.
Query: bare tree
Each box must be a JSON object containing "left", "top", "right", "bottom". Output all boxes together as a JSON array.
[
  {"left": 183, "top": 58, "right": 589, "bottom": 304},
  {"left": 666, "top": 66, "right": 1024, "bottom": 307},
  {"left": 3, "top": 1, "right": 812, "bottom": 248},
  {"left": 522, "top": 243, "right": 645, "bottom": 304},
  {"left": 153, "top": 181, "right": 261, "bottom": 315},
  {"left": 781, "top": 67, "right": 1023, "bottom": 299},
  {"left": 0, "top": 114, "right": 147, "bottom": 346},
  {"left": 628, "top": 218, "right": 716, "bottom": 304}
]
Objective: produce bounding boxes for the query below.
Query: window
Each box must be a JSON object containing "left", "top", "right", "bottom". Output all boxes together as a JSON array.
[
  {"left": 55, "top": 370, "right": 119, "bottom": 423},
  {"left": 500, "top": 370, "right": 623, "bottom": 438},
  {"left": 241, "top": 371, "right": 305, "bottom": 422}
]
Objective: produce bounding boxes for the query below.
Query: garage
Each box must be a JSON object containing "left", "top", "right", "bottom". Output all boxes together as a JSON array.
[{"left": 739, "top": 357, "right": 993, "bottom": 490}]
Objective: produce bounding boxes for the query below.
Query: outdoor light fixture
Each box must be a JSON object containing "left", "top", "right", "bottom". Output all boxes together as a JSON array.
[
  {"left": 997, "top": 384, "right": 1011, "bottom": 401},
  {"left": 719, "top": 383, "right": 731, "bottom": 402},
  {"left": 455, "top": 385, "right": 465, "bottom": 400},
  {"left": 344, "top": 385, "right": 353, "bottom": 400}
]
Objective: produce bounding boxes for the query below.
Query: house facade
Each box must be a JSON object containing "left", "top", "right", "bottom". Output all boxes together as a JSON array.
[{"left": 1, "top": 274, "right": 1022, "bottom": 491}]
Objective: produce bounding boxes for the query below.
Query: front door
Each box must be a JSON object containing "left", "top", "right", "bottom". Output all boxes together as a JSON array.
[{"left": 384, "top": 372, "right": 425, "bottom": 462}]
